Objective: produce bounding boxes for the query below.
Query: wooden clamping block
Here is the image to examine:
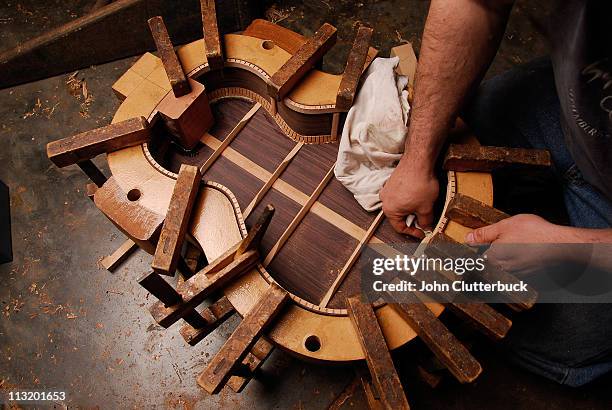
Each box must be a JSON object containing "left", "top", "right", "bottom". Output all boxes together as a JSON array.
[
  {"left": 148, "top": 16, "right": 191, "bottom": 97},
  {"left": 443, "top": 144, "right": 551, "bottom": 172},
  {"left": 138, "top": 271, "right": 208, "bottom": 329},
  {"left": 47, "top": 116, "right": 150, "bottom": 187},
  {"left": 197, "top": 282, "right": 289, "bottom": 394},
  {"left": 336, "top": 26, "right": 373, "bottom": 112},
  {"left": 157, "top": 77, "right": 215, "bottom": 150},
  {"left": 347, "top": 296, "right": 410, "bottom": 410},
  {"left": 403, "top": 256, "right": 512, "bottom": 341},
  {"left": 180, "top": 295, "right": 235, "bottom": 345},
  {"left": 268, "top": 23, "right": 337, "bottom": 101},
  {"left": 390, "top": 295, "right": 482, "bottom": 384},
  {"left": 446, "top": 193, "right": 510, "bottom": 229},
  {"left": 149, "top": 205, "right": 275, "bottom": 328},
  {"left": 429, "top": 233, "right": 538, "bottom": 311},
  {"left": 200, "top": 0, "right": 223, "bottom": 70},
  {"left": 227, "top": 337, "right": 274, "bottom": 393},
  {"left": 152, "top": 164, "right": 201, "bottom": 276}
]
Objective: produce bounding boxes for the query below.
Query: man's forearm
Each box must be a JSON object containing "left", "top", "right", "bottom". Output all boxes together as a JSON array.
[{"left": 405, "top": 0, "right": 514, "bottom": 173}]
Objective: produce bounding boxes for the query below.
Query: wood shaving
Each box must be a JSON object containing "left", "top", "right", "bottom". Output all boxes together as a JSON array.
[{"left": 265, "top": 4, "right": 294, "bottom": 23}]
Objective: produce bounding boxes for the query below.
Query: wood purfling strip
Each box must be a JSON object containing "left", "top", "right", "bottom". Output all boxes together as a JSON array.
[
  {"left": 243, "top": 142, "right": 304, "bottom": 218},
  {"left": 319, "top": 210, "right": 385, "bottom": 307},
  {"left": 263, "top": 164, "right": 335, "bottom": 266},
  {"left": 199, "top": 102, "right": 261, "bottom": 174}
]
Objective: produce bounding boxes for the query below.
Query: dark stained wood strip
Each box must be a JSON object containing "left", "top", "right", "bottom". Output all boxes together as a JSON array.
[
  {"left": 236, "top": 204, "right": 275, "bottom": 255},
  {"left": 150, "top": 249, "right": 258, "bottom": 328},
  {"left": 446, "top": 193, "right": 510, "bottom": 228},
  {"left": 197, "top": 283, "right": 289, "bottom": 394},
  {"left": 347, "top": 297, "right": 410, "bottom": 409},
  {"left": 77, "top": 160, "right": 108, "bottom": 187},
  {"left": 336, "top": 26, "right": 373, "bottom": 111},
  {"left": 268, "top": 23, "right": 337, "bottom": 100},
  {"left": 443, "top": 144, "right": 551, "bottom": 172},
  {"left": 47, "top": 117, "right": 150, "bottom": 167},
  {"left": 138, "top": 270, "right": 181, "bottom": 306},
  {"left": 152, "top": 164, "right": 201, "bottom": 276},
  {"left": 138, "top": 270, "right": 207, "bottom": 328},
  {"left": 148, "top": 15, "right": 191, "bottom": 97},
  {"left": 184, "top": 242, "right": 202, "bottom": 273},
  {"left": 180, "top": 296, "right": 235, "bottom": 345},
  {"left": 390, "top": 298, "right": 482, "bottom": 383},
  {"left": 227, "top": 338, "right": 274, "bottom": 393},
  {"left": 200, "top": 0, "right": 223, "bottom": 70}
]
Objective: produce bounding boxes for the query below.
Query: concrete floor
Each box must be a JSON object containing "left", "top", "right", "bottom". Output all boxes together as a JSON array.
[{"left": 1, "top": 1, "right": 611, "bottom": 408}]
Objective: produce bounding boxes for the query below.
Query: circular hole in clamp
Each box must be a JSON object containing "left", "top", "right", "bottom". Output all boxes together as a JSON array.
[
  {"left": 304, "top": 335, "right": 321, "bottom": 352},
  {"left": 261, "top": 40, "right": 275, "bottom": 50},
  {"left": 127, "top": 188, "right": 141, "bottom": 202}
]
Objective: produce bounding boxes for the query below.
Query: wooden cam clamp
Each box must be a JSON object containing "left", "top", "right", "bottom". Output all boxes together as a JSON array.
[
  {"left": 266, "top": 23, "right": 374, "bottom": 139},
  {"left": 47, "top": 117, "right": 151, "bottom": 187},
  {"left": 139, "top": 205, "right": 284, "bottom": 393},
  {"left": 148, "top": 15, "right": 214, "bottom": 150}
]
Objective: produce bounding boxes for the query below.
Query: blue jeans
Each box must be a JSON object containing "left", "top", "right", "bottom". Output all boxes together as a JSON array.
[{"left": 463, "top": 57, "right": 612, "bottom": 386}]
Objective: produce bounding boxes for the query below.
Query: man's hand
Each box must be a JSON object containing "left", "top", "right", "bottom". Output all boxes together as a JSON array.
[
  {"left": 465, "top": 214, "right": 562, "bottom": 245},
  {"left": 464, "top": 214, "right": 609, "bottom": 275},
  {"left": 380, "top": 159, "right": 439, "bottom": 238}
]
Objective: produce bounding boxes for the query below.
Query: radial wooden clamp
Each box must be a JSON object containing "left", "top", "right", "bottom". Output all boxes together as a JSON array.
[
  {"left": 152, "top": 164, "right": 202, "bottom": 276},
  {"left": 47, "top": 116, "right": 150, "bottom": 187},
  {"left": 268, "top": 23, "right": 337, "bottom": 101},
  {"left": 148, "top": 15, "right": 214, "bottom": 150},
  {"left": 347, "top": 296, "right": 410, "bottom": 410},
  {"left": 139, "top": 205, "right": 277, "bottom": 392},
  {"left": 443, "top": 144, "right": 551, "bottom": 172},
  {"left": 200, "top": 0, "right": 223, "bottom": 70},
  {"left": 336, "top": 26, "right": 374, "bottom": 112},
  {"left": 330, "top": 25, "right": 374, "bottom": 139}
]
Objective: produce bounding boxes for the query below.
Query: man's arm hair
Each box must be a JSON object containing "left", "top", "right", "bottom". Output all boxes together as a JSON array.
[{"left": 405, "top": 0, "right": 515, "bottom": 174}]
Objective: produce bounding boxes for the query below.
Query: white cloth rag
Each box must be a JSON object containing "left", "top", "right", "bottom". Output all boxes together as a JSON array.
[{"left": 334, "top": 56, "right": 410, "bottom": 212}]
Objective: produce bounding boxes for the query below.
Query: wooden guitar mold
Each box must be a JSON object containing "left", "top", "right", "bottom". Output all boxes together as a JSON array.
[
  {"left": 95, "top": 19, "right": 493, "bottom": 364},
  {"left": 47, "top": 10, "right": 543, "bottom": 400}
]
